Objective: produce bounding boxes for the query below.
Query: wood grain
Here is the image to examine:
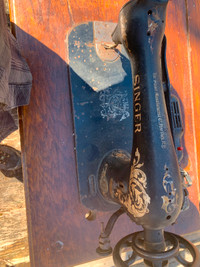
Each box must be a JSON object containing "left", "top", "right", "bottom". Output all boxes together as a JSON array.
[
  {"left": 187, "top": 1, "right": 200, "bottom": 192},
  {"left": 8, "top": 0, "right": 200, "bottom": 266},
  {"left": 165, "top": 0, "right": 199, "bottom": 209}
]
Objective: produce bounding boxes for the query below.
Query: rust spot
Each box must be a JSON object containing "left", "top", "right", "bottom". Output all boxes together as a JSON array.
[
  {"left": 95, "top": 43, "right": 120, "bottom": 62},
  {"left": 87, "top": 42, "right": 95, "bottom": 48}
]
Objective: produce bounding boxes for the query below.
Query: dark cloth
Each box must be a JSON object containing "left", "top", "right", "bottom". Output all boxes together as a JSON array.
[
  {"left": 0, "top": 104, "right": 18, "bottom": 141},
  {"left": 0, "top": 0, "right": 32, "bottom": 141}
]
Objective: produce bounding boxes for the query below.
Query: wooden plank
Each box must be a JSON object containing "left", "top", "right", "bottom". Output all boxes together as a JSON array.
[
  {"left": 187, "top": 1, "right": 200, "bottom": 192},
  {"left": 165, "top": 0, "right": 200, "bottom": 210},
  {"left": 8, "top": 0, "right": 200, "bottom": 266}
]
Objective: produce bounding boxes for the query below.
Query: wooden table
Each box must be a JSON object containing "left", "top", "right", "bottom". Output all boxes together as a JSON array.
[{"left": 8, "top": 0, "right": 200, "bottom": 266}]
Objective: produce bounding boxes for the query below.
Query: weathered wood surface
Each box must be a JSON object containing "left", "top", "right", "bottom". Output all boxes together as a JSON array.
[
  {"left": 0, "top": 131, "right": 29, "bottom": 267},
  {"left": 165, "top": 1, "right": 200, "bottom": 209},
  {"left": 8, "top": 0, "right": 200, "bottom": 266},
  {"left": 187, "top": 1, "right": 200, "bottom": 191}
]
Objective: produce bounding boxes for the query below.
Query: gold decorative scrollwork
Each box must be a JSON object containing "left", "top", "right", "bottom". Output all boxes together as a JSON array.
[
  {"left": 116, "top": 148, "right": 150, "bottom": 218},
  {"left": 161, "top": 167, "right": 178, "bottom": 214}
]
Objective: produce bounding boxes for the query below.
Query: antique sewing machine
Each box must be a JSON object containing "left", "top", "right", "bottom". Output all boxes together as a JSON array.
[{"left": 68, "top": 0, "right": 200, "bottom": 266}]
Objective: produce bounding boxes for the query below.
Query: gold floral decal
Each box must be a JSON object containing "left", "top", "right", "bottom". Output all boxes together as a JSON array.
[
  {"left": 116, "top": 148, "right": 151, "bottom": 217},
  {"left": 161, "top": 168, "right": 178, "bottom": 214}
]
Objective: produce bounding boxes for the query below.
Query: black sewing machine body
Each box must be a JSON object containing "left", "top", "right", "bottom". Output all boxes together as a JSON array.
[
  {"left": 69, "top": 0, "right": 184, "bottom": 223},
  {"left": 99, "top": 0, "right": 184, "bottom": 230},
  {"left": 68, "top": 0, "right": 199, "bottom": 265}
]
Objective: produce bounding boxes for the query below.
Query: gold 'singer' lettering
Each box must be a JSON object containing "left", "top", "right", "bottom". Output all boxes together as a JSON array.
[{"left": 134, "top": 74, "right": 142, "bottom": 133}]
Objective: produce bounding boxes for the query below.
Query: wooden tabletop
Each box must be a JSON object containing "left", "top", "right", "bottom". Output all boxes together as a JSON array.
[{"left": 8, "top": 0, "right": 200, "bottom": 266}]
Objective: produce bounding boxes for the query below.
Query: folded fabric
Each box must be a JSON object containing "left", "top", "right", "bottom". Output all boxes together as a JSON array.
[
  {"left": 0, "top": 0, "right": 32, "bottom": 141},
  {"left": 0, "top": 104, "right": 18, "bottom": 141}
]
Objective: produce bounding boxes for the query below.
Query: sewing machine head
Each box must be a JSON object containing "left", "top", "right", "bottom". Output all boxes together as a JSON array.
[
  {"left": 68, "top": 0, "right": 199, "bottom": 265},
  {"left": 96, "top": 0, "right": 183, "bottom": 228},
  {"left": 97, "top": 0, "right": 200, "bottom": 265}
]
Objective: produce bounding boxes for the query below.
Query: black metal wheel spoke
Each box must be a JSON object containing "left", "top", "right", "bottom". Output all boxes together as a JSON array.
[
  {"left": 174, "top": 234, "right": 199, "bottom": 266},
  {"left": 124, "top": 252, "right": 137, "bottom": 266},
  {"left": 175, "top": 253, "right": 192, "bottom": 266},
  {"left": 113, "top": 234, "right": 137, "bottom": 267}
]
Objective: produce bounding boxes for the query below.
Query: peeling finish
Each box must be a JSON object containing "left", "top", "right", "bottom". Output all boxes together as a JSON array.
[
  {"left": 148, "top": 18, "right": 159, "bottom": 35},
  {"left": 68, "top": 22, "right": 129, "bottom": 92},
  {"left": 147, "top": 8, "right": 162, "bottom": 53},
  {"left": 94, "top": 22, "right": 120, "bottom": 62}
]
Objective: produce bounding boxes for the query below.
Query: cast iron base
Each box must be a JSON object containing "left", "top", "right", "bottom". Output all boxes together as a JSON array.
[{"left": 113, "top": 231, "right": 200, "bottom": 267}]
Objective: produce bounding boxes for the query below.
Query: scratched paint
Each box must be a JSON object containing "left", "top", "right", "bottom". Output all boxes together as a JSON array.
[{"left": 99, "top": 88, "right": 130, "bottom": 121}]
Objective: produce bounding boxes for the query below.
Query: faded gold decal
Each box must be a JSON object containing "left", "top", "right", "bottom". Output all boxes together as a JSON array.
[
  {"left": 161, "top": 167, "right": 178, "bottom": 213},
  {"left": 134, "top": 75, "right": 142, "bottom": 133},
  {"left": 153, "top": 73, "right": 167, "bottom": 149},
  {"left": 116, "top": 148, "right": 150, "bottom": 217}
]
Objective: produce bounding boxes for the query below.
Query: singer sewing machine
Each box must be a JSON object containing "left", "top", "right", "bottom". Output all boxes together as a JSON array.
[
  {"left": 9, "top": 0, "right": 200, "bottom": 266},
  {"left": 68, "top": 0, "right": 199, "bottom": 266}
]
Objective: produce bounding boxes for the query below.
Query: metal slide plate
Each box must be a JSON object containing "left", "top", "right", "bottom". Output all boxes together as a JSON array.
[{"left": 68, "top": 22, "right": 133, "bottom": 211}]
